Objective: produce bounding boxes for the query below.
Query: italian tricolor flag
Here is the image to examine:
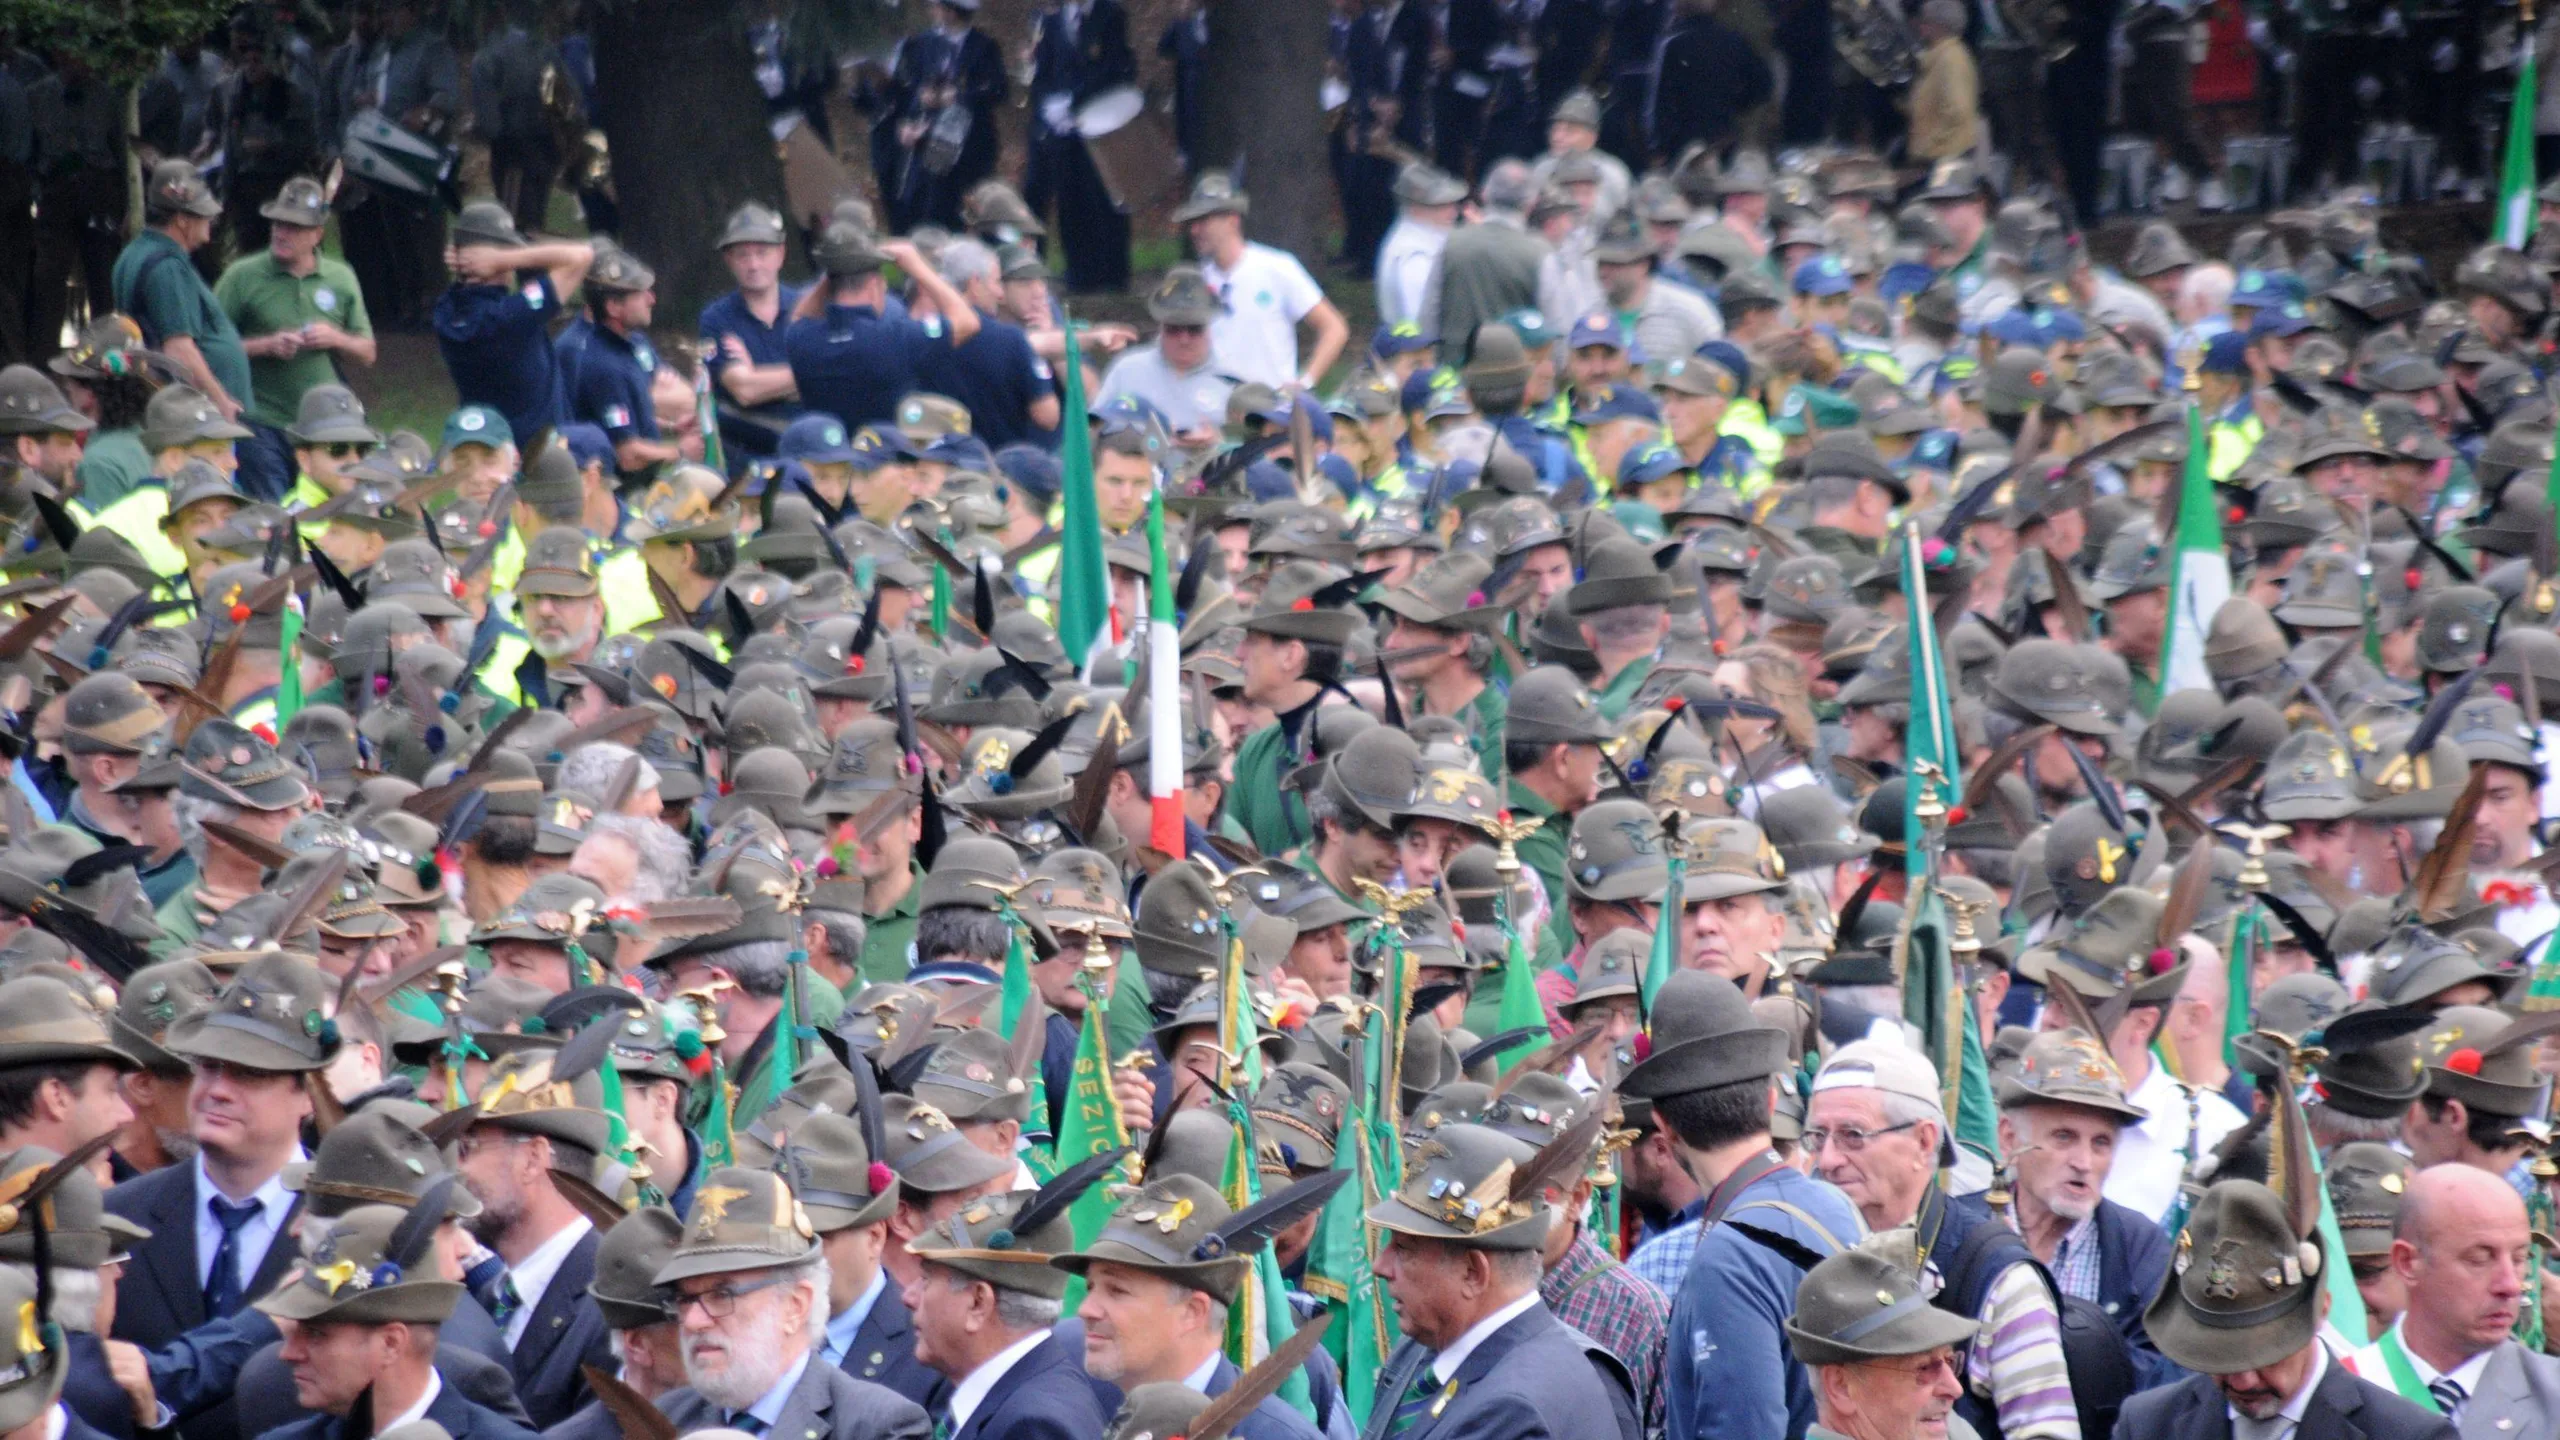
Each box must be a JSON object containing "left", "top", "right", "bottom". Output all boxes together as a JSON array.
[{"left": 1145, "top": 488, "right": 1185, "bottom": 857}]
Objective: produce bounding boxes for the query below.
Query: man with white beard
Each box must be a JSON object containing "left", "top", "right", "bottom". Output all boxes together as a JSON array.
[
  {"left": 515, "top": 528, "right": 612, "bottom": 673},
  {"left": 1993, "top": 1028, "right": 2177, "bottom": 1386},
  {"left": 652, "top": 1166, "right": 932, "bottom": 1440}
]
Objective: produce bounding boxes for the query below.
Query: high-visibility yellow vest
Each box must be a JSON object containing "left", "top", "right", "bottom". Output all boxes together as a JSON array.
[{"left": 88, "top": 484, "right": 185, "bottom": 579}]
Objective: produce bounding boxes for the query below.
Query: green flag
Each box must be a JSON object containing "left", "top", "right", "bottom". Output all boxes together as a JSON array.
[
  {"left": 1641, "top": 849, "right": 1687, "bottom": 1010},
  {"left": 1052, "top": 976, "right": 1130, "bottom": 1316},
  {"left": 2503, "top": 39, "right": 2541, "bottom": 249},
  {"left": 1491, "top": 848, "right": 1547, "bottom": 1072},
  {"left": 1056, "top": 319, "right": 1109, "bottom": 666},
  {"left": 1307, "top": 1019, "right": 1393, "bottom": 1426},
  {"left": 991, "top": 912, "right": 1054, "bottom": 1150},
  {"left": 2157, "top": 402, "right": 2230, "bottom": 695}
]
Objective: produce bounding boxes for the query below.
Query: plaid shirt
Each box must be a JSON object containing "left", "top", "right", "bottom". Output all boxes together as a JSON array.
[
  {"left": 1627, "top": 1212, "right": 1701, "bottom": 1296},
  {"left": 1542, "top": 1226, "right": 1670, "bottom": 1433},
  {"left": 2002, "top": 1209, "right": 2102, "bottom": 1302}
]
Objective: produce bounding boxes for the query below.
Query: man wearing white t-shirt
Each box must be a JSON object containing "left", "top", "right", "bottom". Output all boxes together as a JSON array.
[{"left": 1174, "top": 170, "right": 1349, "bottom": 391}]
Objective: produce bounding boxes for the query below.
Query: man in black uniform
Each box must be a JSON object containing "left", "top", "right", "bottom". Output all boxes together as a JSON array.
[{"left": 1025, "top": 0, "right": 1136, "bottom": 294}]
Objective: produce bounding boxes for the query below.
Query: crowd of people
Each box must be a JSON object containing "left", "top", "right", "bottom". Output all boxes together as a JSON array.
[{"left": 2, "top": 4, "right": 2560, "bottom": 1440}]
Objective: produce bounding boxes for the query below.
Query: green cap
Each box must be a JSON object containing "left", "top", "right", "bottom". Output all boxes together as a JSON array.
[{"left": 1784, "top": 1246, "right": 1981, "bottom": 1366}]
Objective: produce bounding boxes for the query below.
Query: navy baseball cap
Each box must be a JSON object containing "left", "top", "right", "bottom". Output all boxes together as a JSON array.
[
  {"left": 1569, "top": 312, "right": 1630, "bottom": 351},
  {"left": 1695, "top": 341, "right": 1750, "bottom": 388},
  {"left": 1986, "top": 306, "right": 2087, "bottom": 347},
  {"left": 1372, "top": 321, "right": 1435, "bottom": 358},
  {"left": 2250, "top": 302, "right": 2317, "bottom": 339},
  {"left": 559, "top": 423, "right": 615, "bottom": 472},
  {"left": 1244, "top": 460, "right": 1296, "bottom": 502},
  {"left": 1090, "top": 393, "right": 1170, "bottom": 434},
  {"left": 778, "top": 413, "right": 858, "bottom": 464},
  {"left": 1617, "top": 440, "right": 1691, "bottom": 492},
  {"left": 2200, "top": 330, "right": 2251, "bottom": 374},
  {"left": 1903, "top": 428, "right": 1958, "bottom": 473},
  {"left": 846, "top": 424, "right": 916, "bottom": 471},
  {"left": 923, "top": 432, "right": 995, "bottom": 471},
  {"left": 1791, "top": 255, "right": 1854, "bottom": 297},
  {"left": 1571, "top": 382, "right": 1662, "bottom": 427},
  {"left": 995, "top": 444, "right": 1062, "bottom": 504}
]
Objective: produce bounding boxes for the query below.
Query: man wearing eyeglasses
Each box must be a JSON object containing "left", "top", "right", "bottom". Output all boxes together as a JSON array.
[
  {"left": 1805, "top": 1041, "right": 2080, "bottom": 1440},
  {"left": 653, "top": 1166, "right": 931, "bottom": 1440},
  {"left": 1783, "top": 1245, "right": 1981, "bottom": 1440}
]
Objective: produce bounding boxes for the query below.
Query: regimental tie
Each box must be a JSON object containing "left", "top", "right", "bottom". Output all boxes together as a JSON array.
[
  {"left": 2428, "top": 1378, "right": 2466, "bottom": 1420},
  {"left": 1384, "top": 1362, "right": 1446, "bottom": 1438}
]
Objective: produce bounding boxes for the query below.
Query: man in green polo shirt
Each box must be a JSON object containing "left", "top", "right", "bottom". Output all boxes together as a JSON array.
[
  {"left": 1229, "top": 561, "right": 1369, "bottom": 857},
  {"left": 1502, "top": 664, "right": 1615, "bottom": 963},
  {"left": 216, "top": 175, "right": 376, "bottom": 502},
  {"left": 1376, "top": 549, "right": 1508, "bottom": 777},
  {"left": 111, "top": 160, "right": 251, "bottom": 441},
  {"left": 1566, "top": 539, "right": 1670, "bottom": 722}
]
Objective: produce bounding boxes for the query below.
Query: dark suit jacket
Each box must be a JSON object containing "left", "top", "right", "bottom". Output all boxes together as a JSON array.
[
  {"left": 238, "top": 1343, "right": 534, "bottom": 1440},
  {"left": 838, "top": 1287, "right": 949, "bottom": 1415},
  {"left": 2118, "top": 1360, "right": 2457, "bottom": 1440},
  {"left": 2093, "top": 1197, "right": 2181, "bottom": 1391},
  {"left": 539, "top": 1400, "right": 620, "bottom": 1440},
  {"left": 66, "top": 1329, "right": 137, "bottom": 1440},
  {"left": 1029, "top": 1, "right": 1136, "bottom": 115},
  {"left": 659, "top": 1351, "right": 932, "bottom": 1440},
  {"left": 1203, "top": 1354, "right": 1327, "bottom": 1440},
  {"left": 506, "top": 1227, "right": 615, "bottom": 1431},
  {"left": 106, "top": 1162, "right": 306, "bottom": 1440},
  {"left": 949, "top": 1332, "right": 1109, "bottom": 1440},
  {"left": 249, "top": 1365, "right": 542, "bottom": 1440},
  {"left": 1356, "top": 1304, "right": 1625, "bottom": 1440}
]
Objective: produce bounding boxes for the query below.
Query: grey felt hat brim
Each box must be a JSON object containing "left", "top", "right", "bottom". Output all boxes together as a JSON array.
[
  {"left": 1620, "top": 1023, "right": 1789, "bottom": 1098},
  {"left": 1784, "top": 1301, "right": 1982, "bottom": 1367}
]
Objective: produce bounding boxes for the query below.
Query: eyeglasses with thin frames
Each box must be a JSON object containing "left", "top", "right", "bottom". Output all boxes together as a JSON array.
[
  {"left": 664, "top": 1271, "right": 794, "bottom": 1320},
  {"left": 1801, "top": 1120, "right": 1922, "bottom": 1154}
]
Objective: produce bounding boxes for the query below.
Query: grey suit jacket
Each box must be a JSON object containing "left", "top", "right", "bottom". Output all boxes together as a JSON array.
[
  {"left": 2458, "top": 1341, "right": 2560, "bottom": 1440},
  {"left": 658, "top": 1351, "right": 933, "bottom": 1440}
]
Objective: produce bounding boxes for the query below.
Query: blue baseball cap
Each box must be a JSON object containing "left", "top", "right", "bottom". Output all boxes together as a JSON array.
[
  {"left": 1617, "top": 440, "right": 1692, "bottom": 492},
  {"left": 1790, "top": 255, "right": 1854, "bottom": 298},
  {"left": 1244, "top": 459, "right": 1297, "bottom": 502},
  {"left": 2200, "top": 331, "right": 2251, "bottom": 374},
  {"left": 1985, "top": 306, "right": 2087, "bottom": 347},
  {"left": 1878, "top": 261, "right": 1937, "bottom": 304},
  {"left": 1903, "top": 428, "right": 1958, "bottom": 473},
  {"left": 558, "top": 423, "right": 615, "bottom": 472},
  {"left": 1315, "top": 451, "right": 1358, "bottom": 495},
  {"left": 846, "top": 424, "right": 916, "bottom": 470},
  {"left": 1569, "top": 312, "right": 1630, "bottom": 351},
  {"left": 995, "top": 444, "right": 1062, "bottom": 503},
  {"left": 778, "top": 413, "right": 857, "bottom": 464},
  {"left": 1090, "top": 392, "right": 1171, "bottom": 434},
  {"left": 1496, "top": 307, "right": 1560, "bottom": 352},
  {"left": 2249, "top": 301, "right": 2316, "bottom": 339},
  {"left": 1371, "top": 321, "right": 1435, "bottom": 358},
  {"left": 2231, "top": 268, "right": 2307, "bottom": 309},
  {"left": 1571, "top": 382, "right": 1662, "bottom": 427},
  {"left": 441, "top": 405, "right": 513, "bottom": 453},
  {"left": 923, "top": 432, "right": 995, "bottom": 471},
  {"left": 1696, "top": 341, "right": 1751, "bottom": 387}
]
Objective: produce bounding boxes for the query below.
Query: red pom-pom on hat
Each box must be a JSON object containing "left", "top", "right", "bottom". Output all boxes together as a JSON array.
[
  {"left": 1290, "top": 597, "right": 1314, "bottom": 612},
  {"left": 1944, "top": 805, "right": 1969, "bottom": 825},
  {"left": 1631, "top": 1033, "right": 1653, "bottom": 1062},
  {"left": 2147, "top": 946, "right": 2177, "bottom": 975},
  {"left": 228, "top": 604, "right": 250, "bottom": 624},
  {"left": 251, "top": 723, "right": 277, "bottom": 744},
  {"left": 869, "top": 1161, "right": 895, "bottom": 1195},
  {"left": 1664, "top": 695, "right": 1686, "bottom": 713},
  {"left": 2447, "top": 1047, "right": 2484, "bottom": 1075}
]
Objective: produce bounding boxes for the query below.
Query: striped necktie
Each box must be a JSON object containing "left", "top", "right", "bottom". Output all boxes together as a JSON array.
[
  {"left": 2429, "top": 1378, "right": 2466, "bottom": 1420},
  {"left": 1383, "top": 1362, "right": 1443, "bottom": 1438}
]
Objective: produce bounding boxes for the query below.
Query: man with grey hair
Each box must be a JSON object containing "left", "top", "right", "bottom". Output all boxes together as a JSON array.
[
  {"left": 1565, "top": 541, "right": 1671, "bottom": 721},
  {"left": 572, "top": 812, "right": 691, "bottom": 906},
  {"left": 654, "top": 1165, "right": 927, "bottom": 1440},
  {"left": 904, "top": 1168, "right": 1108, "bottom": 1440},
  {"left": 1806, "top": 1041, "right": 2081, "bottom": 1440},
  {"left": 911, "top": 236, "right": 1060, "bottom": 449},
  {"left": 1427, "top": 160, "right": 1552, "bottom": 365},
  {"left": 554, "top": 743, "right": 664, "bottom": 819}
]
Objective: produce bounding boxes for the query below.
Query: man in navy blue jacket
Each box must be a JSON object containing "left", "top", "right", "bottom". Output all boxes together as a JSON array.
[{"left": 1993, "top": 1027, "right": 2180, "bottom": 1392}]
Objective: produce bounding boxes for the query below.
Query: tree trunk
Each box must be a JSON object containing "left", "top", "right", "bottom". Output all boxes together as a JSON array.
[
  {"left": 1197, "top": 0, "right": 1332, "bottom": 263},
  {"left": 588, "top": 0, "right": 785, "bottom": 323}
]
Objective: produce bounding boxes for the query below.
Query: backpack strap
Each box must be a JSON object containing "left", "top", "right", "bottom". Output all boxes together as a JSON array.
[{"left": 1726, "top": 1198, "right": 1848, "bottom": 1255}]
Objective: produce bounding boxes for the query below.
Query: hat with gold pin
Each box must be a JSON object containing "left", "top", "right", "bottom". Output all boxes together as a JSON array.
[
  {"left": 254, "top": 1177, "right": 471, "bottom": 1325},
  {"left": 905, "top": 1145, "right": 1128, "bottom": 1299},
  {"left": 1051, "top": 1168, "right": 1347, "bottom": 1303}
]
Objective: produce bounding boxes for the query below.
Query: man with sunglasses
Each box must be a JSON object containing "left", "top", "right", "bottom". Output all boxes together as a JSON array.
[
  {"left": 278, "top": 384, "right": 381, "bottom": 511},
  {"left": 1805, "top": 1041, "right": 2079, "bottom": 1440},
  {"left": 1096, "top": 267, "right": 1238, "bottom": 454}
]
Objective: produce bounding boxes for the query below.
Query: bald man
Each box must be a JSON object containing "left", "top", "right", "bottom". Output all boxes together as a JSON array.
[{"left": 2343, "top": 1165, "right": 2560, "bottom": 1436}]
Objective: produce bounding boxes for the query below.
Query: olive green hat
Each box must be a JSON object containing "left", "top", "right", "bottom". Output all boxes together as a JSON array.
[
  {"left": 110, "top": 960, "right": 219, "bottom": 1075},
  {"left": 282, "top": 1108, "right": 484, "bottom": 1220},
  {"left": 1620, "top": 968, "right": 1790, "bottom": 1098},
  {"left": 2324, "top": 1144, "right": 2412, "bottom": 1259},
  {"left": 656, "top": 1166, "right": 823, "bottom": 1283},
  {"left": 0, "top": 1266, "right": 70, "bottom": 1434},
  {"left": 0, "top": 975, "right": 136, "bottom": 1072},
  {"left": 468, "top": 1037, "right": 617, "bottom": 1156},
  {"left": 1505, "top": 665, "right": 1614, "bottom": 746},
  {"left": 0, "top": 1145, "right": 151, "bottom": 1269},
  {"left": 1048, "top": 1174, "right": 1249, "bottom": 1302},
  {"left": 2419, "top": 1004, "right": 2560, "bottom": 1118},
  {"left": 1243, "top": 562, "right": 1367, "bottom": 645},
  {"left": 907, "top": 1157, "right": 1121, "bottom": 1299},
  {"left": 1680, "top": 817, "right": 1790, "bottom": 901},
  {"left": 1784, "top": 1246, "right": 1982, "bottom": 1366},
  {"left": 880, "top": 1093, "right": 1016, "bottom": 1194},
  {"left": 912, "top": 1025, "right": 1036, "bottom": 1127},
  {"left": 2143, "top": 1180, "right": 2324, "bottom": 1374},
  {"left": 1566, "top": 539, "right": 1673, "bottom": 614},
  {"left": 1363, "top": 1121, "right": 1558, "bottom": 1251},
  {"left": 165, "top": 952, "right": 340, "bottom": 1073},
  {"left": 1990, "top": 1028, "right": 2147, "bottom": 1122},
  {"left": 772, "top": 1110, "right": 901, "bottom": 1232},
  {"left": 1252, "top": 1063, "right": 1349, "bottom": 1173},
  {"left": 255, "top": 1193, "right": 470, "bottom": 1326},
  {"left": 589, "top": 1204, "right": 687, "bottom": 1329}
]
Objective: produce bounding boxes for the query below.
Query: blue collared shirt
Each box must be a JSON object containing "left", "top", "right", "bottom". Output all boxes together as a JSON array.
[
  {"left": 823, "top": 1270, "right": 889, "bottom": 1368},
  {"left": 735, "top": 1349, "right": 814, "bottom": 1431},
  {"left": 193, "top": 1156, "right": 299, "bottom": 1303}
]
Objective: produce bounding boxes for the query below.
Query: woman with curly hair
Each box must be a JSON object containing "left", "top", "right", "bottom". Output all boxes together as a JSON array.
[{"left": 53, "top": 319, "right": 177, "bottom": 515}]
